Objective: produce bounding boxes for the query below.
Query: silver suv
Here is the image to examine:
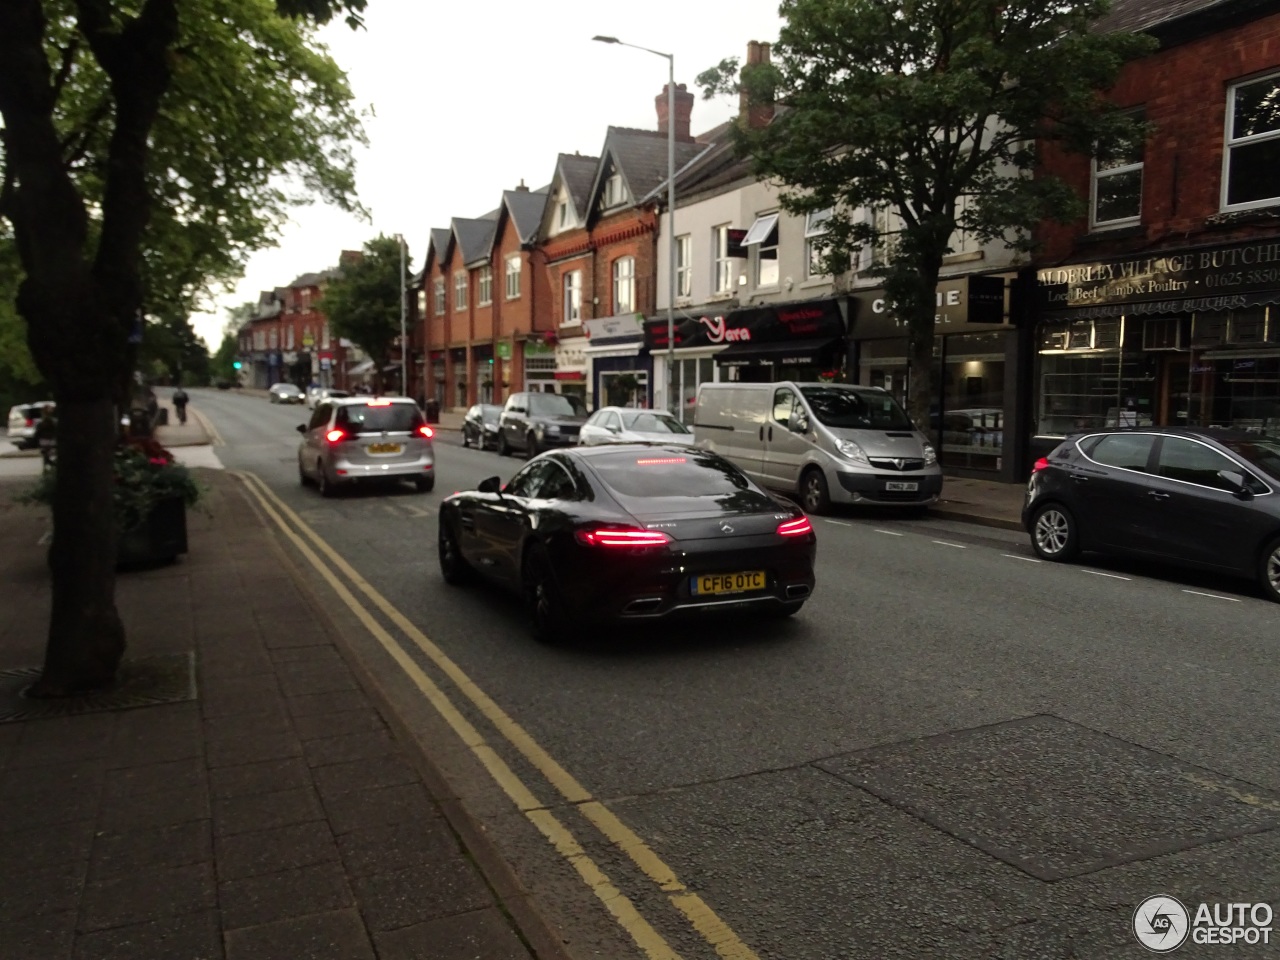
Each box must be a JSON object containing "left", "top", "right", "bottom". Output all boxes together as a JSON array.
[{"left": 297, "top": 397, "right": 434, "bottom": 496}]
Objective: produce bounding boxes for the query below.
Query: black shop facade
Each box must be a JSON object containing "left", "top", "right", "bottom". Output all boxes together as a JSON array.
[
  {"left": 1031, "top": 236, "right": 1280, "bottom": 462},
  {"left": 643, "top": 297, "right": 847, "bottom": 422}
]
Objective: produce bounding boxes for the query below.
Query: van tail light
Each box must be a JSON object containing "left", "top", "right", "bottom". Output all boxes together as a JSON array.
[
  {"left": 1031, "top": 457, "right": 1051, "bottom": 474},
  {"left": 575, "top": 527, "right": 673, "bottom": 548},
  {"left": 417, "top": 425, "right": 434, "bottom": 438},
  {"left": 777, "top": 516, "right": 813, "bottom": 537},
  {"left": 325, "top": 429, "right": 347, "bottom": 444}
]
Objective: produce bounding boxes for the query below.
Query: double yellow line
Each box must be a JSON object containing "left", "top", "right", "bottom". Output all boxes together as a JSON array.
[{"left": 234, "top": 470, "right": 759, "bottom": 960}]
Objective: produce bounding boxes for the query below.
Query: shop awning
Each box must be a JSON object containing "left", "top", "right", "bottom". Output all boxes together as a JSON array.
[{"left": 716, "top": 337, "right": 843, "bottom": 367}]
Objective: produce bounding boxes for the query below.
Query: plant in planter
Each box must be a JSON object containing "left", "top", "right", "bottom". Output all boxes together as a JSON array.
[{"left": 22, "top": 437, "right": 202, "bottom": 566}]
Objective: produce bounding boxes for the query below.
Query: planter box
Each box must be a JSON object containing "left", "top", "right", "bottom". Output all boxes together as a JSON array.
[{"left": 116, "top": 495, "right": 188, "bottom": 566}]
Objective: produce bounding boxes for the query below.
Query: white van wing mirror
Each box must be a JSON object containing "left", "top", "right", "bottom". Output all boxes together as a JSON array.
[{"left": 792, "top": 412, "right": 810, "bottom": 433}]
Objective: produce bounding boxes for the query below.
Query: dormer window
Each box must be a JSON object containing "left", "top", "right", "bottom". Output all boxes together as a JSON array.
[
  {"left": 557, "top": 199, "right": 570, "bottom": 229},
  {"left": 603, "top": 173, "right": 626, "bottom": 209}
]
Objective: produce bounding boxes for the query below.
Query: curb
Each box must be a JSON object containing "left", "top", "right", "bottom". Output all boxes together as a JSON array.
[{"left": 931, "top": 508, "right": 1023, "bottom": 533}]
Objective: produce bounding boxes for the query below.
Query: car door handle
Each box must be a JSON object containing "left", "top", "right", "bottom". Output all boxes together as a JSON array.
[
  {"left": 1146, "top": 490, "right": 1170, "bottom": 501},
  {"left": 768, "top": 425, "right": 773, "bottom": 442},
  {"left": 758, "top": 425, "right": 764, "bottom": 441},
  {"left": 1070, "top": 474, "right": 1089, "bottom": 483}
]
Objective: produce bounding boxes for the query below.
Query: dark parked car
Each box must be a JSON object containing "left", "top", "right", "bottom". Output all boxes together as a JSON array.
[
  {"left": 438, "top": 444, "right": 818, "bottom": 640},
  {"left": 497, "top": 391, "right": 588, "bottom": 458},
  {"left": 1023, "top": 427, "right": 1280, "bottom": 601},
  {"left": 462, "top": 403, "right": 503, "bottom": 451}
]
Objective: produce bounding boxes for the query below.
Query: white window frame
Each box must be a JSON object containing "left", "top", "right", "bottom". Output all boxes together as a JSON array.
[
  {"left": 712, "top": 225, "right": 733, "bottom": 294},
  {"left": 433, "top": 278, "right": 445, "bottom": 315},
  {"left": 743, "top": 213, "right": 780, "bottom": 288},
  {"left": 1222, "top": 70, "right": 1280, "bottom": 211},
  {"left": 505, "top": 255, "right": 521, "bottom": 299},
  {"left": 604, "top": 173, "right": 625, "bottom": 208},
  {"left": 477, "top": 265, "right": 493, "bottom": 306},
  {"left": 454, "top": 271, "right": 468, "bottom": 311},
  {"left": 1091, "top": 119, "right": 1144, "bottom": 228},
  {"left": 563, "top": 270, "right": 582, "bottom": 324},
  {"left": 804, "top": 208, "right": 833, "bottom": 278},
  {"left": 675, "top": 235, "right": 692, "bottom": 299},
  {"left": 612, "top": 256, "right": 635, "bottom": 313},
  {"left": 557, "top": 199, "right": 571, "bottom": 229},
  {"left": 286, "top": 325, "right": 294, "bottom": 350}
]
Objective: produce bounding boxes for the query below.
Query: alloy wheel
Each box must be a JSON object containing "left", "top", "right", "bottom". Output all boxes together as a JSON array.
[
  {"left": 1033, "top": 507, "right": 1074, "bottom": 559},
  {"left": 1265, "top": 540, "right": 1280, "bottom": 602}
]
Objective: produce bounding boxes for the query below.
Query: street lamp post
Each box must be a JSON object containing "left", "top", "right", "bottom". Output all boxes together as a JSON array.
[
  {"left": 396, "top": 233, "right": 407, "bottom": 397},
  {"left": 593, "top": 35, "right": 676, "bottom": 415}
]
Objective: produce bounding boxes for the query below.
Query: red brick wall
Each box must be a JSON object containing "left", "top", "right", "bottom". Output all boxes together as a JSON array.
[
  {"left": 591, "top": 209, "right": 657, "bottom": 317},
  {"left": 1038, "top": 12, "right": 1280, "bottom": 261}
]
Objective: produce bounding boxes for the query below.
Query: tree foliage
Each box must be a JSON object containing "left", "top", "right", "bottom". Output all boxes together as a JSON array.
[
  {"left": 323, "top": 235, "right": 411, "bottom": 390},
  {"left": 698, "top": 0, "right": 1154, "bottom": 427}
]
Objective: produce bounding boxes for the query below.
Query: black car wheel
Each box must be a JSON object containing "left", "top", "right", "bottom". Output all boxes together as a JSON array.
[
  {"left": 1030, "top": 502, "right": 1080, "bottom": 562},
  {"left": 497, "top": 433, "right": 510, "bottom": 457},
  {"left": 801, "top": 467, "right": 831, "bottom": 515},
  {"left": 438, "top": 522, "right": 473, "bottom": 585},
  {"left": 298, "top": 459, "right": 312, "bottom": 487},
  {"left": 526, "top": 433, "right": 540, "bottom": 459},
  {"left": 462, "top": 429, "right": 471, "bottom": 449},
  {"left": 1260, "top": 536, "right": 1280, "bottom": 604},
  {"left": 415, "top": 476, "right": 434, "bottom": 494},
  {"left": 317, "top": 463, "right": 337, "bottom": 498},
  {"left": 523, "top": 545, "right": 571, "bottom": 642}
]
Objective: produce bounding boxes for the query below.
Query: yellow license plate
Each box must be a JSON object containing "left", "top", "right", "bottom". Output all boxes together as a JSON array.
[
  {"left": 367, "top": 442, "right": 402, "bottom": 454},
  {"left": 693, "top": 571, "right": 766, "bottom": 596}
]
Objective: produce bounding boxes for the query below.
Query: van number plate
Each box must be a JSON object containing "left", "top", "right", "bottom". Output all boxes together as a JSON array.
[{"left": 885, "top": 481, "right": 918, "bottom": 492}]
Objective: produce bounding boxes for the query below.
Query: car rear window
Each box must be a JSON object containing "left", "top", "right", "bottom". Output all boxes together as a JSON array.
[
  {"left": 622, "top": 411, "right": 689, "bottom": 434},
  {"left": 588, "top": 449, "right": 773, "bottom": 505},
  {"left": 335, "top": 403, "right": 423, "bottom": 434},
  {"left": 528, "top": 393, "right": 587, "bottom": 417}
]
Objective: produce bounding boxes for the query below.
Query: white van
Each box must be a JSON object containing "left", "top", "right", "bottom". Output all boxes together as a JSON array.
[{"left": 692, "top": 381, "right": 943, "bottom": 514}]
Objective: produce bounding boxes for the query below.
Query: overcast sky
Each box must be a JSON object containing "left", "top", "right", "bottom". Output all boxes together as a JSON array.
[{"left": 189, "top": 1, "right": 785, "bottom": 346}]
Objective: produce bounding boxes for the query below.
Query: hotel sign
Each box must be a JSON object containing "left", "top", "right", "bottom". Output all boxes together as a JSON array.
[{"left": 1037, "top": 239, "right": 1280, "bottom": 312}]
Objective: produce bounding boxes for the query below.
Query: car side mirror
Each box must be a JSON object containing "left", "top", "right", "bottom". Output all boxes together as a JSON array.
[
  {"left": 478, "top": 476, "right": 502, "bottom": 494},
  {"left": 1218, "top": 469, "right": 1256, "bottom": 500},
  {"left": 296, "top": 424, "right": 306, "bottom": 433},
  {"left": 607, "top": 425, "right": 620, "bottom": 433},
  {"left": 792, "top": 414, "right": 810, "bottom": 434}
]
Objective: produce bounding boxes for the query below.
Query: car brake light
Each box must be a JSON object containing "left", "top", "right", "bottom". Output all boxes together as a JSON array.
[
  {"left": 367, "top": 399, "right": 392, "bottom": 406},
  {"left": 325, "top": 429, "right": 346, "bottom": 443},
  {"left": 635, "top": 457, "right": 686, "bottom": 465},
  {"left": 575, "top": 527, "right": 673, "bottom": 548},
  {"left": 24, "top": 418, "right": 34, "bottom": 428},
  {"left": 417, "top": 425, "right": 434, "bottom": 438},
  {"left": 777, "top": 516, "right": 813, "bottom": 537},
  {"left": 1031, "top": 457, "right": 1051, "bottom": 473}
]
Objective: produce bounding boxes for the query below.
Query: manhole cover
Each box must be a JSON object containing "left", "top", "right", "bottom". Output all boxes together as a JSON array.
[
  {"left": 819, "top": 714, "right": 1280, "bottom": 881},
  {"left": 0, "top": 652, "right": 196, "bottom": 723}
]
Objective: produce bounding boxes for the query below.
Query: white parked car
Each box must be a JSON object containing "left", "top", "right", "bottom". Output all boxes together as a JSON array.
[
  {"left": 6, "top": 402, "right": 56, "bottom": 449},
  {"left": 578, "top": 407, "right": 695, "bottom": 446}
]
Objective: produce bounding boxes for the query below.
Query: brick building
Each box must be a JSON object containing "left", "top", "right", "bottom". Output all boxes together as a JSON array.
[{"left": 1029, "top": 0, "right": 1280, "bottom": 460}]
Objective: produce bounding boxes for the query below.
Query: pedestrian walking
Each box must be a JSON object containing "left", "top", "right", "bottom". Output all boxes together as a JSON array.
[
  {"left": 34, "top": 404, "right": 57, "bottom": 471},
  {"left": 172, "top": 386, "right": 189, "bottom": 425}
]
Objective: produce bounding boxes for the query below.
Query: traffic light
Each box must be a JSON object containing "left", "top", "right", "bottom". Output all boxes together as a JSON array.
[{"left": 232, "top": 361, "right": 242, "bottom": 370}]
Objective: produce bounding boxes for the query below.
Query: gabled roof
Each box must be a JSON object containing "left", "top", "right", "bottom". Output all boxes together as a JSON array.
[
  {"left": 289, "top": 272, "right": 325, "bottom": 289},
  {"left": 427, "top": 227, "right": 453, "bottom": 269},
  {"left": 558, "top": 154, "right": 599, "bottom": 218},
  {"left": 589, "top": 127, "right": 708, "bottom": 217},
  {"left": 503, "top": 187, "right": 550, "bottom": 244},
  {"left": 453, "top": 217, "right": 497, "bottom": 267},
  {"left": 1093, "top": 0, "right": 1236, "bottom": 33}
]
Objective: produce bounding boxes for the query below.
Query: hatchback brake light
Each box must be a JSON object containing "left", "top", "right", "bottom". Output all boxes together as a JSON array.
[
  {"left": 575, "top": 527, "right": 673, "bottom": 548},
  {"left": 1031, "top": 457, "right": 1051, "bottom": 473},
  {"left": 777, "top": 516, "right": 813, "bottom": 537},
  {"left": 417, "top": 425, "right": 434, "bottom": 438},
  {"left": 325, "top": 429, "right": 347, "bottom": 444},
  {"left": 367, "top": 399, "right": 392, "bottom": 407}
]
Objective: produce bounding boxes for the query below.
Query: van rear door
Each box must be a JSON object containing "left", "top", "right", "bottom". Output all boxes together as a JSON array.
[{"left": 694, "top": 385, "right": 765, "bottom": 480}]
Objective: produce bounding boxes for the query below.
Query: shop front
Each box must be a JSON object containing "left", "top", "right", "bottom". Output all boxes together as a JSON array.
[
  {"left": 429, "top": 351, "right": 445, "bottom": 406},
  {"left": 523, "top": 340, "right": 556, "bottom": 393},
  {"left": 1033, "top": 237, "right": 1280, "bottom": 460},
  {"left": 849, "top": 275, "right": 1016, "bottom": 476},
  {"left": 584, "top": 313, "right": 651, "bottom": 410}
]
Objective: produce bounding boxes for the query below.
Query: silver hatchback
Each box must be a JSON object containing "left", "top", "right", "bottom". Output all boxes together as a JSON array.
[{"left": 297, "top": 397, "right": 435, "bottom": 496}]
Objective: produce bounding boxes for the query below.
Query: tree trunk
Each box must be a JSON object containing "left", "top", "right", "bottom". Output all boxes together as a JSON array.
[{"left": 29, "top": 396, "right": 125, "bottom": 696}]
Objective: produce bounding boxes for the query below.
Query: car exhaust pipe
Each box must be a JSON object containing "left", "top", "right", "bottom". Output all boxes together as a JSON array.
[
  {"left": 623, "top": 598, "right": 663, "bottom": 615},
  {"left": 784, "top": 584, "right": 811, "bottom": 599}
]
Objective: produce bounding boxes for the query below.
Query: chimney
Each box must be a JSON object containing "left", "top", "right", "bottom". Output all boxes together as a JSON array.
[
  {"left": 655, "top": 82, "right": 696, "bottom": 142},
  {"left": 739, "top": 40, "right": 774, "bottom": 130},
  {"left": 516, "top": 179, "right": 529, "bottom": 192}
]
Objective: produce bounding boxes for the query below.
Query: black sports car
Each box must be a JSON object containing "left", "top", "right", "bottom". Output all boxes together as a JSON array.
[
  {"left": 1023, "top": 427, "right": 1280, "bottom": 601},
  {"left": 438, "top": 444, "right": 818, "bottom": 640}
]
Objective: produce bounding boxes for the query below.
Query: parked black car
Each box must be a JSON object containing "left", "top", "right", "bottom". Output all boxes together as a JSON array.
[
  {"left": 496, "top": 391, "right": 588, "bottom": 458},
  {"left": 462, "top": 403, "right": 503, "bottom": 451},
  {"left": 1023, "top": 427, "right": 1280, "bottom": 601},
  {"left": 438, "top": 444, "right": 818, "bottom": 640}
]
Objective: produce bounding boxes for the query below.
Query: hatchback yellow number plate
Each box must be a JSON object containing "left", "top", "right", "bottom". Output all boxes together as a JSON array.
[
  {"left": 693, "top": 571, "right": 765, "bottom": 596},
  {"left": 367, "top": 442, "right": 402, "bottom": 454}
]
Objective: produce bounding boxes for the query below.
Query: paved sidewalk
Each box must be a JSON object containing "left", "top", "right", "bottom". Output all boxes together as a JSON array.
[{"left": 0, "top": 472, "right": 544, "bottom": 960}]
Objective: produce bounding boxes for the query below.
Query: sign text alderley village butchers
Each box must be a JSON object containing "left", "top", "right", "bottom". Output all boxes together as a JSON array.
[{"left": 1037, "top": 238, "right": 1280, "bottom": 309}]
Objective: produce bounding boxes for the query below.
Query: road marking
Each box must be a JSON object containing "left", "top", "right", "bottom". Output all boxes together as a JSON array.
[
  {"left": 398, "top": 504, "right": 434, "bottom": 518},
  {"left": 1003, "top": 554, "right": 1041, "bottom": 563},
  {"left": 1181, "top": 589, "right": 1241, "bottom": 602},
  {"left": 819, "top": 518, "right": 852, "bottom": 527},
  {"left": 874, "top": 529, "right": 904, "bottom": 537},
  {"left": 237, "top": 471, "right": 759, "bottom": 960},
  {"left": 235, "top": 472, "right": 684, "bottom": 960},
  {"left": 1083, "top": 570, "right": 1131, "bottom": 580},
  {"left": 932, "top": 540, "right": 966, "bottom": 549},
  {"left": 1183, "top": 772, "right": 1280, "bottom": 813}
]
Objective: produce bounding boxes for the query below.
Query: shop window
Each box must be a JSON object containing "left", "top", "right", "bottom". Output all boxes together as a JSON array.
[
  {"left": 940, "top": 333, "right": 1006, "bottom": 471},
  {"left": 1191, "top": 315, "right": 1228, "bottom": 347},
  {"left": 1224, "top": 71, "right": 1280, "bottom": 210},
  {"left": 1036, "top": 321, "right": 1158, "bottom": 436},
  {"left": 1228, "top": 308, "right": 1268, "bottom": 344},
  {"left": 1142, "top": 317, "right": 1183, "bottom": 351}
]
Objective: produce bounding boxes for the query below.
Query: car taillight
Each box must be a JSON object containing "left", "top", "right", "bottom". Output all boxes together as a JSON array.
[
  {"left": 777, "top": 516, "right": 813, "bottom": 537},
  {"left": 24, "top": 418, "right": 34, "bottom": 428},
  {"left": 325, "top": 429, "right": 347, "bottom": 443},
  {"left": 417, "top": 425, "right": 434, "bottom": 438},
  {"left": 575, "top": 527, "right": 673, "bottom": 548},
  {"left": 1031, "top": 457, "right": 1051, "bottom": 473}
]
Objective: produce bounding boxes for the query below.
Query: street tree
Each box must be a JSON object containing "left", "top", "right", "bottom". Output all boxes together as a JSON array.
[
  {"left": 0, "top": 0, "right": 367, "bottom": 697},
  {"left": 322, "top": 235, "right": 412, "bottom": 394},
  {"left": 210, "top": 302, "right": 256, "bottom": 383},
  {"left": 697, "top": 0, "right": 1153, "bottom": 430}
]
